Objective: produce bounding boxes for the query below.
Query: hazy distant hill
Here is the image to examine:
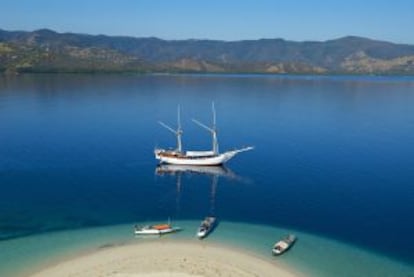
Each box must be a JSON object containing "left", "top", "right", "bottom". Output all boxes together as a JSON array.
[{"left": 1, "top": 29, "right": 414, "bottom": 74}]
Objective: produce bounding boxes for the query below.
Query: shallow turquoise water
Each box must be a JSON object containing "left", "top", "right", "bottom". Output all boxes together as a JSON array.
[{"left": 0, "top": 221, "right": 412, "bottom": 277}]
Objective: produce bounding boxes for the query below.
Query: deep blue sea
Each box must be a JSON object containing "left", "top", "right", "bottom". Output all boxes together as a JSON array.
[{"left": 0, "top": 74, "right": 413, "bottom": 276}]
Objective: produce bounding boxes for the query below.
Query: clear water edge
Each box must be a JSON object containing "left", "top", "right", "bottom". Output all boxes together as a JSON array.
[{"left": 0, "top": 220, "right": 412, "bottom": 277}]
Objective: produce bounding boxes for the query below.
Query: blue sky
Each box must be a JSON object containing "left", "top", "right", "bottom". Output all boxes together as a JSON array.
[{"left": 1, "top": 0, "right": 413, "bottom": 43}]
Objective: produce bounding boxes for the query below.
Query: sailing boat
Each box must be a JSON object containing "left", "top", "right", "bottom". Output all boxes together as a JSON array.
[{"left": 154, "top": 103, "right": 253, "bottom": 166}]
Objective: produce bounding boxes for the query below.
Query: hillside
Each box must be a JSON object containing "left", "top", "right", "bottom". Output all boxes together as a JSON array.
[{"left": 1, "top": 29, "right": 414, "bottom": 74}]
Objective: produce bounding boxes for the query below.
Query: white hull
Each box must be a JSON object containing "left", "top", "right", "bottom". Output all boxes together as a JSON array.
[
  {"left": 134, "top": 227, "right": 181, "bottom": 235},
  {"left": 272, "top": 234, "right": 296, "bottom": 255},
  {"left": 197, "top": 217, "right": 217, "bottom": 239},
  {"left": 197, "top": 230, "right": 208, "bottom": 238},
  {"left": 155, "top": 147, "right": 253, "bottom": 166},
  {"left": 134, "top": 222, "right": 181, "bottom": 235}
]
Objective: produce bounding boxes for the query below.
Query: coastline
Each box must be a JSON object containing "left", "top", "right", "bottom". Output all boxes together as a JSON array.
[
  {"left": 1, "top": 221, "right": 413, "bottom": 277},
  {"left": 27, "top": 240, "right": 299, "bottom": 277}
]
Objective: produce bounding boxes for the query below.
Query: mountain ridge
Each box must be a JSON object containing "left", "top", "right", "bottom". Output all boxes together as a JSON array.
[{"left": 1, "top": 29, "right": 414, "bottom": 74}]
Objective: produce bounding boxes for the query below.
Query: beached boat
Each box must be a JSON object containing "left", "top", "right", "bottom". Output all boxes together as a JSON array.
[
  {"left": 134, "top": 222, "right": 181, "bottom": 235},
  {"left": 272, "top": 234, "right": 296, "bottom": 255},
  {"left": 197, "top": 216, "right": 217, "bottom": 239},
  {"left": 155, "top": 104, "right": 253, "bottom": 166}
]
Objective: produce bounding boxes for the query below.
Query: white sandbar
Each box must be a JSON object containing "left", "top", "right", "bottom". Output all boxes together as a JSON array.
[{"left": 28, "top": 240, "right": 299, "bottom": 277}]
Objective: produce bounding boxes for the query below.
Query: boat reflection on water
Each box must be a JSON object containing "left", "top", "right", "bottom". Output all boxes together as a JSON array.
[
  {"left": 155, "top": 164, "right": 241, "bottom": 224},
  {"left": 155, "top": 164, "right": 238, "bottom": 179}
]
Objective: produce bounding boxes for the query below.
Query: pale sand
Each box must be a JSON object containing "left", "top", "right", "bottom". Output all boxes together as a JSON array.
[{"left": 28, "top": 241, "right": 299, "bottom": 277}]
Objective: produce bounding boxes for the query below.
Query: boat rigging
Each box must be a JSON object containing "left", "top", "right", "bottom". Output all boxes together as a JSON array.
[{"left": 155, "top": 103, "right": 253, "bottom": 166}]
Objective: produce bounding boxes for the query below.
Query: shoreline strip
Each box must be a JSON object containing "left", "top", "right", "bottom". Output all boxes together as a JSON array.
[{"left": 28, "top": 240, "right": 300, "bottom": 277}]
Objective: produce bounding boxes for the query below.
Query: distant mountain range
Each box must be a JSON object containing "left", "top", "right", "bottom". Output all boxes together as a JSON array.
[{"left": 1, "top": 29, "right": 414, "bottom": 74}]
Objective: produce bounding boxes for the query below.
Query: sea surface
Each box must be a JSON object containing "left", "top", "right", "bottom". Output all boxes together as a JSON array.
[{"left": 0, "top": 74, "right": 413, "bottom": 276}]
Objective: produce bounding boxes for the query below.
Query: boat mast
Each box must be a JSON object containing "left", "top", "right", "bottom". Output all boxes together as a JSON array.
[
  {"left": 212, "top": 102, "right": 219, "bottom": 154},
  {"left": 158, "top": 105, "right": 183, "bottom": 153},
  {"left": 192, "top": 102, "right": 219, "bottom": 155},
  {"left": 177, "top": 105, "right": 183, "bottom": 152}
]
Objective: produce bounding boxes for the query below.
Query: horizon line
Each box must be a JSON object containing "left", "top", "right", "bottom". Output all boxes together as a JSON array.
[{"left": 1, "top": 27, "right": 410, "bottom": 45}]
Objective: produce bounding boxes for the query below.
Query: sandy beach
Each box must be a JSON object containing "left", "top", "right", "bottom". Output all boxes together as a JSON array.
[{"left": 28, "top": 240, "right": 299, "bottom": 277}]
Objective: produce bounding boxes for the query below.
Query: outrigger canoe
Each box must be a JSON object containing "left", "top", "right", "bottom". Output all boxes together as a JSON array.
[{"left": 134, "top": 223, "right": 181, "bottom": 235}]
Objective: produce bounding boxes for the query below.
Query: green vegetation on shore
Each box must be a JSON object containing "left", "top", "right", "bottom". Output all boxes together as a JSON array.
[{"left": 1, "top": 29, "right": 414, "bottom": 75}]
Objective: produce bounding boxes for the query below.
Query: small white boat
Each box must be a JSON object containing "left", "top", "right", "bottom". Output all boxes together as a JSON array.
[
  {"left": 134, "top": 223, "right": 181, "bottom": 235},
  {"left": 272, "top": 234, "right": 296, "bottom": 255},
  {"left": 197, "top": 216, "right": 217, "bottom": 239}
]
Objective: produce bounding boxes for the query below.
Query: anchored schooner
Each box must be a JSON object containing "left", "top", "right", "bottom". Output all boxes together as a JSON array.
[{"left": 154, "top": 103, "right": 253, "bottom": 166}]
